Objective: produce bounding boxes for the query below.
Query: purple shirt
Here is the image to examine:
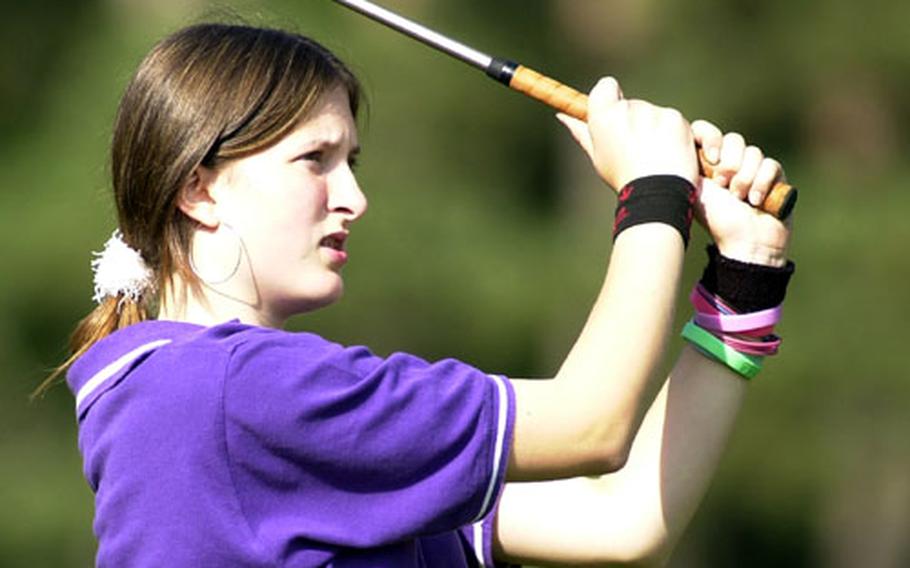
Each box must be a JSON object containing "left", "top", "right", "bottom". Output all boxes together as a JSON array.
[{"left": 67, "top": 320, "right": 515, "bottom": 567}]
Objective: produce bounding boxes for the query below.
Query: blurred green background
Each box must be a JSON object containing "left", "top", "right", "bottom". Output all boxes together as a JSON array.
[{"left": 2, "top": 0, "right": 908, "bottom": 565}]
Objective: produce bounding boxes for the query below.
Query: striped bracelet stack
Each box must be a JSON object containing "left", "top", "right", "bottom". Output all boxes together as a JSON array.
[{"left": 681, "top": 283, "right": 783, "bottom": 379}]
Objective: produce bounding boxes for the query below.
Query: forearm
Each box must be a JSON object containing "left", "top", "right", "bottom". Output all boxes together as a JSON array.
[
  {"left": 557, "top": 224, "right": 686, "bottom": 458},
  {"left": 508, "top": 79, "right": 701, "bottom": 480},
  {"left": 594, "top": 345, "right": 748, "bottom": 564},
  {"left": 509, "top": 222, "right": 685, "bottom": 480},
  {"left": 495, "top": 348, "right": 748, "bottom": 566}
]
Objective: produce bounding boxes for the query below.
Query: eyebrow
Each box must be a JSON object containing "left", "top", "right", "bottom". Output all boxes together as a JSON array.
[{"left": 300, "top": 136, "right": 360, "bottom": 154}]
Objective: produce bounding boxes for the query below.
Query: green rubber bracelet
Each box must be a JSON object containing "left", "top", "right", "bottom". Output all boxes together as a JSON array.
[{"left": 681, "top": 320, "right": 764, "bottom": 379}]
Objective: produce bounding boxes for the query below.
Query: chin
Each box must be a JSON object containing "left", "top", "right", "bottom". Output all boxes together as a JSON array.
[
  {"left": 317, "top": 286, "right": 344, "bottom": 309},
  {"left": 281, "top": 283, "right": 345, "bottom": 316}
]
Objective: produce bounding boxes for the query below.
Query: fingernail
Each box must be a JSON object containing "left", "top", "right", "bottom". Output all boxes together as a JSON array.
[
  {"left": 707, "top": 147, "right": 720, "bottom": 163},
  {"left": 749, "top": 190, "right": 761, "bottom": 205}
]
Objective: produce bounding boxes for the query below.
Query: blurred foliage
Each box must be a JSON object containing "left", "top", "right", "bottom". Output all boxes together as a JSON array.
[{"left": 2, "top": 0, "right": 909, "bottom": 566}]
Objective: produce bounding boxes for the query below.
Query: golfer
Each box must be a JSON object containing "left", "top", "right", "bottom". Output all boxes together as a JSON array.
[{"left": 50, "top": 23, "right": 794, "bottom": 567}]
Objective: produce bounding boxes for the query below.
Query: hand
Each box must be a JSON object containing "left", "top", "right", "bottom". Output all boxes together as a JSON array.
[
  {"left": 692, "top": 120, "right": 792, "bottom": 267},
  {"left": 557, "top": 77, "right": 699, "bottom": 192}
]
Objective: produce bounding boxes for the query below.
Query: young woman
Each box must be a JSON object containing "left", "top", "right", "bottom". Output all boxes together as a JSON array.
[{"left": 50, "top": 23, "right": 794, "bottom": 567}]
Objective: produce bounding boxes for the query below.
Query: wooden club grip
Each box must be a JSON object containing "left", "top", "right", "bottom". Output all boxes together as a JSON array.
[
  {"left": 508, "top": 65, "right": 797, "bottom": 220},
  {"left": 509, "top": 65, "right": 589, "bottom": 121}
]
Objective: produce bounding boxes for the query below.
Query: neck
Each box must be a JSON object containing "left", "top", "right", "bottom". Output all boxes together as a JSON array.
[{"left": 157, "top": 275, "right": 285, "bottom": 329}]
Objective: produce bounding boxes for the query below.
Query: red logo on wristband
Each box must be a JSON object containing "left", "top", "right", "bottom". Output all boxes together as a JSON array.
[
  {"left": 613, "top": 206, "right": 630, "bottom": 236},
  {"left": 619, "top": 184, "right": 635, "bottom": 202}
]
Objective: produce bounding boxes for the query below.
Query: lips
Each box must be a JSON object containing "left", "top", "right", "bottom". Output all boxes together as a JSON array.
[{"left": 319, "top": 232, "right": 348, "bottom": 251}]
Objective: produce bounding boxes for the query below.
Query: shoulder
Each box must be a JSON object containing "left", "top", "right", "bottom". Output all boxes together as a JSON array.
[
  {"left": 216, "top": 323, "right": 380, "bottom": 380},
  {"left": 220, "top": 323, "right": 512, "bottom": 426},
  {"left": 222, "top": 324, "right": 506, "bottom": 393}
]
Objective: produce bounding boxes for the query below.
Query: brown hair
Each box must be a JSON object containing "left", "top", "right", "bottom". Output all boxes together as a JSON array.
[{"left": 36, "top": 23, "right": 362, "bottom": 397}]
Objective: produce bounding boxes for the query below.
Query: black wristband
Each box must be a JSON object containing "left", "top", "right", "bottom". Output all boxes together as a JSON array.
[
  {"left": 613, "top": 175, "right": 696, "bottom": 247},
  {"left": 699, "top": 245, "right": 796, "bottom": 312}
]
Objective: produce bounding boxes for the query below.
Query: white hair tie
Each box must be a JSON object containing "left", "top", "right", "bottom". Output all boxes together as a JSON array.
[{"left": 91, "top": 230, "right": 155, "bottom": 305}]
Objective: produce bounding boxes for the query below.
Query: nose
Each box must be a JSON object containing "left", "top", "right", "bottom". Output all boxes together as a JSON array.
[{"left": 327, "top": 163, "right": 368, "bottom": 222}]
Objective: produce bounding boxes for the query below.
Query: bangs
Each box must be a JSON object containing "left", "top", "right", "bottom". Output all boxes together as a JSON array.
[{"left": 198, "top": 26, "right": 363, "bottom": 164}]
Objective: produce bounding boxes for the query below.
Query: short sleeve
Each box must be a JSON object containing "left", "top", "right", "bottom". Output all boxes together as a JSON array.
[
  {"left": 221, "top": 329, "right": 515, "bottom": 551},
  {"left": 458, "top": 496, "right": 519, "bottom": 568}
]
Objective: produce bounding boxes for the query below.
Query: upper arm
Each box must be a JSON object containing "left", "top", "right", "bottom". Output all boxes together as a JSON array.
[
  {"left": 507, "top": 377, "right": 630, "bottom": 482},
  {"left": 493, "top": 476, "right": 662, "bottom": 567}
]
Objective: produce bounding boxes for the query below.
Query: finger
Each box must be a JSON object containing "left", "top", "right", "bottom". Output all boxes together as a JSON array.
[
  {"left": 716, "top": 132, "right": 746, "bottom": 186},
  {"left": 589, "top": 76, "right": 623, "bottom": 110},
  {"left": 691, "top": 119, "right": 723, "bottom": 164},
  {"left": 750, "top": 157, "right": 784, "bottom": 207},
  {"left": 730, "top": 145, "right": 763, "bottom": 201},
  {"left": 556, "top": 112, "right": 595, "bottom": 159}
]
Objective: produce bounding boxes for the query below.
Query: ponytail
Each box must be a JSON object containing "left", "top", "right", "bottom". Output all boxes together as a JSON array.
[
  {"left": 34, "top": 228, "right": 156, "bottom": 401},
  {"left": 33, "top": 296, "right": 150, "bottom": 400}
]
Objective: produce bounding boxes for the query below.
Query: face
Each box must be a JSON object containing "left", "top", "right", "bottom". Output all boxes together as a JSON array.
[{"left": 207, "top": 86, "right": 366, "bottom": 324}]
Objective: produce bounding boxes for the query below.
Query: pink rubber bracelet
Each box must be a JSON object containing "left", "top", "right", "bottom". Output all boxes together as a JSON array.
[
  {"left": 691, "top": 284, "right": 736, "bottom": 315},
  {"left": 694, "top": 306, "right": 782, "bottom": 333},
  {"left": 720, "top": 333, "right": 782, "bottom": 356},
  {"left": 690, "top": 285, "right": 782, "bottom": 333}
]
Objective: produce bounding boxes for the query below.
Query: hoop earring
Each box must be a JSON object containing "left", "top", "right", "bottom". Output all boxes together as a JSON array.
[{"left": 189, "top": 222, "right": 244, "bottom": 286}]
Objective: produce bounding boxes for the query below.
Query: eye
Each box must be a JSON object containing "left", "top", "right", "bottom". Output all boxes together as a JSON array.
[
  {"left": 298, "top": 150, "right": 324, "bottom": 163},
  {"left": 294, "top": 150, "right": 327, "bottom": 174}
]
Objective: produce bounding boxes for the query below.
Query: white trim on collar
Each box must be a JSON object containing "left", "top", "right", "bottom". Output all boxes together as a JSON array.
[{"left": 75, "top": 339, "right": 172, "bottom": 413}]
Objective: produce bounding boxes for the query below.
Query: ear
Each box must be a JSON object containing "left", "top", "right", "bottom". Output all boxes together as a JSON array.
[{"left": 177, "top": 166, "right": 220, "bottom": 229}]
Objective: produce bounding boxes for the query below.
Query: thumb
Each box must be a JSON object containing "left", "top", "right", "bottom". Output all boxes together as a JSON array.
[
  {"left": 556, "top": 112, "right": 595, "bottom": 159},
  {"left": 589, "top": 76, "right": 623, "bottom": 110}
]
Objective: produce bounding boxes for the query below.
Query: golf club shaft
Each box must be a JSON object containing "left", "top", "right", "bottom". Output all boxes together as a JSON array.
[
  {"left": 331, "top": 0, "right": 493, "bottom": 69},
  {"left": 331, "top": 0, "right": 797, "bottom": 220}
]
